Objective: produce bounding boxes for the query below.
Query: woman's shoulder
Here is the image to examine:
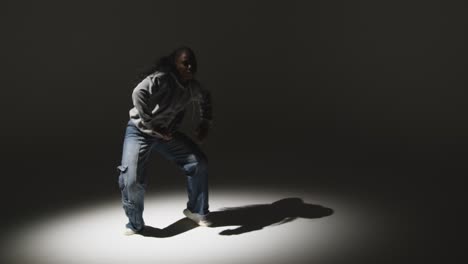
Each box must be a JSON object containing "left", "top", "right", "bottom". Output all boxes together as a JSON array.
[
  {"left": 147, "top": 71, "right": 168, "bottom": 82},
  {"left": 143, "top": 71, "right": 173, "bottom": 91}
]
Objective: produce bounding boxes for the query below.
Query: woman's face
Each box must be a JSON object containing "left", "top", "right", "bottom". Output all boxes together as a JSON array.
[{"left": 175, "top": 51, "right": 194, "bottom": 82}]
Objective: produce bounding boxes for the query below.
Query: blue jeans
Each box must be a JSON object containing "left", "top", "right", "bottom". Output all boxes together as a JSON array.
[{"left": 118, "top": 120, "right": 209, "bottom": 231}]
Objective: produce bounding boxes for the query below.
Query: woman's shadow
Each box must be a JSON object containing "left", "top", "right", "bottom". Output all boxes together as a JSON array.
[{"left": 141, "top": 197, "right": 334, "bottom": 237}]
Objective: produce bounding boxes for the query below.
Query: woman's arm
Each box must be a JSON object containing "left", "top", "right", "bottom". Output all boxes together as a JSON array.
[
  {"left": 195, "top": 88, "right": 213, "bottom": 142},
  {"left": 132, "top": 77, "right": 159, "bottom": 126}
]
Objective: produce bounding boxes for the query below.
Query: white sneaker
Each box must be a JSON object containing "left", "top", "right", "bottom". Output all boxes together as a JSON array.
[
  {"left": 183, "top": 209, "right": 212, "bottom": 227},
  {"left": 123, "top": 227, "right": 143, "bottom": 236}
]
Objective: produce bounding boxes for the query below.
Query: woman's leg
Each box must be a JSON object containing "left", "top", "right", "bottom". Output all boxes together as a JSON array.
[
  {"left": 118, "top": 121, "right": 153, "bottom": 231},
  {"left": 152, "top": 132, "right": 209, "bottom": 216}
]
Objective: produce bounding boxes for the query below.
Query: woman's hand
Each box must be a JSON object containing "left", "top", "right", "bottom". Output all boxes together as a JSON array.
[
  {"left": 194, "top": 120, "right": 211, "bottom": 143},
  {"left": 161, "top": 132, "right": 173, "bottom": 141}
]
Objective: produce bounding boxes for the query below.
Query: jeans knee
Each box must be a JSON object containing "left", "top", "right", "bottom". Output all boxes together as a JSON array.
[
  {"left": 182, "top": 154, "right": 208, "bottom": 175},
  {"left": 126, "top": 176, "right": 146, "bottom": 192},
  {"left": 117, "top": 165, "right": 128, "bottom": 190},
  {"left": 117, "top": 164, "right": 146, "bottom": 190},
  {"left": 198, "top": 156, "right": 208, "bottom": 171}
]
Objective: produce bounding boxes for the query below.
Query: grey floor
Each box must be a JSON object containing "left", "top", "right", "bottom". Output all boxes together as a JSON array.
[{"left": 0, "top": 188, "right": 403, "bottom": 264}]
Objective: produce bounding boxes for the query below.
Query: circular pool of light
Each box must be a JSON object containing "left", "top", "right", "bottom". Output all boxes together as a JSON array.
[{"left": 0, "top": 188, "right": 389, "bottom": 264}]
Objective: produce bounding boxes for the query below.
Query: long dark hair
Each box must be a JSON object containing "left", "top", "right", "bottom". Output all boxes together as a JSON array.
[{"left": 135, "top": 46, "right": 198, "bottom": 84}]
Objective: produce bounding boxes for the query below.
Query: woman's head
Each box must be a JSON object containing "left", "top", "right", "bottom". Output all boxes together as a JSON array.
[
  {"left": 172, "top": 47, "right": 197, "bottom": 81},
  {"left": 136, "top": 46, "right": 198, "bottom": 85},
  {"left": 157, "top": 46, "right": 197, "bottom": 79}
]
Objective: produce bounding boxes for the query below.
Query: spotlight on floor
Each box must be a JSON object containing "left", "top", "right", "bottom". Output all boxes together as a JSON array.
[{"left": 0, "top": 188, "right": 383, "bottom": 264}]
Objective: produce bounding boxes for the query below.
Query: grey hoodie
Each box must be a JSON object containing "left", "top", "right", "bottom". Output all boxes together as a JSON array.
[{"left": 129, "top": 71, "right": 212, "bottom": 138}]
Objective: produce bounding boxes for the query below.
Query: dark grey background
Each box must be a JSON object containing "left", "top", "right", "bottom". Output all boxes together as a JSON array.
[{"left": 0, "top": 0, "right": 466, "bottom": 263}]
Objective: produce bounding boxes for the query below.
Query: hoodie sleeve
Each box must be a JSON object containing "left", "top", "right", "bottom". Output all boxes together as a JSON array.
[
  {"left": 198, "top": 88, "right": 213, "bottom": 125},
  {"left": 132, "top": 77, "right": 159, "bottom": 125}
]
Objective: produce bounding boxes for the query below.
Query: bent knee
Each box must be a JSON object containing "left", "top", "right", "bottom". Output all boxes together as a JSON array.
[
  {"left": 117, "top": 164, "right": 146, "bottom": 190},
  {"left": 117, "top": 165, "right": 128, "bottom": 190},
  {"left": 182, "top": 154, "right": 208, "bottom": 174}
]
